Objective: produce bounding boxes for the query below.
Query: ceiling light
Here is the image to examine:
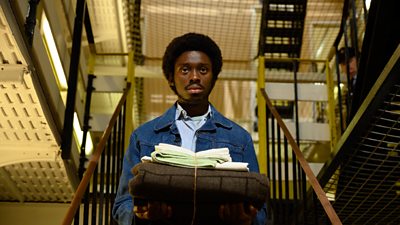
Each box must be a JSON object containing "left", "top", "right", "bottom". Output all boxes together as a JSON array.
[
  {"left": 41, "top": 12, "right": 68, "bottom": 90},
  {"left": 365, "top": 0, "right": 372, "bottom": 11},
  {"left": 73, "top": 112, "right": 93, "bottom": 156}
]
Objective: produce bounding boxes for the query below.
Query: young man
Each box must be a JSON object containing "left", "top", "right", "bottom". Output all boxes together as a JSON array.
[{"left": 113, "top": 33, "right": 267, "bottom": 225}]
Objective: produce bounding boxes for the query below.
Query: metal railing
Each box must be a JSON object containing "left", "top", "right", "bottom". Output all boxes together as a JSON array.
[
  {"left": 62, "top": 84, "right": 131, "bottom": 225},
  {"left": 259, "top": 86, "right": 341, "bottom": 224}
]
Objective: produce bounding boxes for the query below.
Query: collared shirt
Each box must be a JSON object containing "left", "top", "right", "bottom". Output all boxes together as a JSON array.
[{"left": 175, "top": 103, "right": 211, "bottom": 151}]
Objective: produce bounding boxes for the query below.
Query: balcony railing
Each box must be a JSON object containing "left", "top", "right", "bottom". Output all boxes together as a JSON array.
[{"left": 62, "top": 83, "right": 130, "bottom": 225}]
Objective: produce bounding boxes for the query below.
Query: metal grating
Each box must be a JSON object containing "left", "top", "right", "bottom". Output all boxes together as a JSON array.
[
  {"left": 319, "top": 46, "right": 400, "bottom": 225},
  {"left": 0, "top": 4, "right": 74, "bottom": 203},
  {"left": 333, "top": 83, "right": 400, "bottom": 224}
]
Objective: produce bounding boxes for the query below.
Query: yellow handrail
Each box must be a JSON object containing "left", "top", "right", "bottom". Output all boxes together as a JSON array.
[{"left": 325, "top": 59, "right": 339, "bottom": 150}]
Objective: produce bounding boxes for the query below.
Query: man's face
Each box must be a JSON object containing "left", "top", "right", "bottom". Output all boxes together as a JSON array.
[
  {"left": 171, "top": 51, "right": 214, "bottom": 105},
  {"left": 340, "top": 57, "right": 358, "bottom": 79}
]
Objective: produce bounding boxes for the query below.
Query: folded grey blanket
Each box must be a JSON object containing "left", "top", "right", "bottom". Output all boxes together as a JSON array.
[{"left": 129, "top": 162, "right": 269, "bottom": 225}]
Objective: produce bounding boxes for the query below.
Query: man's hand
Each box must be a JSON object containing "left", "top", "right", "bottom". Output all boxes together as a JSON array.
[
  {"left": 133, "top": 201, "right": 172, "bottom": 220},
  {"left": 219, "top": 203, "right": 258, "bottom": 225}
]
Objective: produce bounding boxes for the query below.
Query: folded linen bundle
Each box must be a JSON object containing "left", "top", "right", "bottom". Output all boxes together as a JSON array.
[{"left": 141, "top": 143, "right": 249, "bottom": 171}]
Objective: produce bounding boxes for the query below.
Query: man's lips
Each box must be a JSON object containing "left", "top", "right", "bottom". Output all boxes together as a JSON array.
[{"left": 186, "top": 84, "right": 203, "bottom": 94}]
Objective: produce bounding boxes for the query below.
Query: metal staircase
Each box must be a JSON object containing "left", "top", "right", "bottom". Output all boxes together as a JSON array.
[
  {"left": 318, "top": 44, "right": 400, "bottom": 225},
  {"left": 262, "top": 0, "right": 307, "bottom": 70}
]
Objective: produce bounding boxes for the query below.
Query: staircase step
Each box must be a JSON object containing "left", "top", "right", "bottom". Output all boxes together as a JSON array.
[
  {"left": 265, "top": 44, "right": 301, "bottom": 54},
  {"left": 268, "top": 0, "right": 307, "bottom": 4},
  {"left": 265, "top": 61, "right": 294, "bottom": 70},
  {"left": 264, "top": 28, "right": 303, "bottom": 37},
  {"left": 265, "top": 11, "right": 305, "bottom": 21}
]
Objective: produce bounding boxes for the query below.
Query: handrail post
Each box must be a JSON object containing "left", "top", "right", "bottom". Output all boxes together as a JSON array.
[
  {"left": 124, "top": 51, "right": 135, "bottom": 149},
  {"left": 325, "top": 59, "right": 338, "bottom": 151},
  {"left": 257, "top": 55, "right": 267, "bottom": 174}
]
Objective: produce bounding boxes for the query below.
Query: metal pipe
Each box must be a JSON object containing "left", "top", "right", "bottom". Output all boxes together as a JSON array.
[{"left": 24, "top": 0, "right": 40, "bottom": 45}]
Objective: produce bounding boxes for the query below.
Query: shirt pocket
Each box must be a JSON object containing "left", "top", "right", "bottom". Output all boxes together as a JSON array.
[
  {"left": 214, "top": 141, "right": 244, "bottom": 162},
  {"left": 138, "top": 142, "right": 156, "bottom": 159}
]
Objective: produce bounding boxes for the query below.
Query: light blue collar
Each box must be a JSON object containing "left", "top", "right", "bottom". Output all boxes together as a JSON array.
[{"left": 175, "top": 103, "right": 212, "bottom": 121}]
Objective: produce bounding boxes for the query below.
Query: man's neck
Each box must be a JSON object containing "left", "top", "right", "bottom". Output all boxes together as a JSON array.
[{"left": 177, "top": 101, "right": 209, "bottom": 117}]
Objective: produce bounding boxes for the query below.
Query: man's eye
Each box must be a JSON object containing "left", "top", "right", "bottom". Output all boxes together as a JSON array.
[
  {"left": 181, "top": 67, "right": 190, "bottom": 73},
  {"left": 199, "top": 67, "right": 208, "bottom": 74}
]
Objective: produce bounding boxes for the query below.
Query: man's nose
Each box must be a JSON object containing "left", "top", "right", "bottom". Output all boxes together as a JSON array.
[{"left": 190, "top": 70, "right": 200, "bottom": 81}]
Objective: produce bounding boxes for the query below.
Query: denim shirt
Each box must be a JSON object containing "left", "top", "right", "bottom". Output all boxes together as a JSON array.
[{"left": 112, "top": 104, "right": 267, "bottom": 225}]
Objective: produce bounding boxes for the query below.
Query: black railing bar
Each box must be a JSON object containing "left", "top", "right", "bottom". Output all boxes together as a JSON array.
[
  {"left": 266, "top": 110, "right": 271, "bottom": 179},
  {"left": 83, "top": 4, "right": 95, "bottom": 52},
  {"left": 61, "top": 0, "right": 86, "bottom": 159},
  {"left": 73, "top": 204, "right": 80, "bottom": 225},
  {"left": 292, "top": 149, "right": 298, "bottom": 225},
  {"left": 277, "top": 127, "right": 283, "bottom": 223},
  {"left": 91, "top": 166, "right": 98, "bottom": 225},
  {"left": 105, "top": 136, "right": 112, "bottom": 225},
  {"left": 82, "top": 75, "right": 96, "bottom": 225},
  {"left": 258, "top": 0, "right": 267, "bottom": 57},
  {"left": 83, "top": 188, "right": 90, "bottom": 225},
  {"left": 293, "top": 59, "right": 302, "bottom": 223},
  {"left": 98, "top": 147, "right": 105, "bottom": 225},
  {"left": 24, "top": 0, "right": 40, "bottom": 45},
  {"left": 80, "top": 74, "right": 96, "bottom": 178},
  {"left": 271, "top": 116, "right": 276, "bottom": 202},
  {"left": 116, "top": 108, "right": 123, "bottom": 188},
  {"left": 350, "top": 0, "right": 360, "bottom": 61},
  {"left": 362, "top": 0, "right": 369, "bottom": 25},
  {"left": 333, "top": 0, "right": 350, "bottom": 47},
  {"left": 110, "top": 122, "right": 118, "bottom": 223},
  {"left": 293, "top": 61, "right": 300, "bottom": 146},
  {"left": 284, "top": 137, "right": 290, "bottom": 224},
  {"left": 302, "top": 169, "right": 308, "bottom": 224}
]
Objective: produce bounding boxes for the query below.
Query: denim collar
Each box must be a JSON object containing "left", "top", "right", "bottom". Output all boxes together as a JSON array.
[{"left": 153, "top": 102, "right": 233, "bottom": 132}]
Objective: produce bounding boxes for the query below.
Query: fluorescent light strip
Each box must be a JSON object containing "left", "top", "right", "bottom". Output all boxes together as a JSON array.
[
  {"left": 73, "top": 112, "right": 94, "bottom": 156},
  {"left": 41, "top": 13, "right": 68, "bottom": 90}
]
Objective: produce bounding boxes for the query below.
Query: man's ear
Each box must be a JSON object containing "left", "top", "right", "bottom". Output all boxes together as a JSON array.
[{"left": 168, "top": 76, "right": 174, "bottom": 86}]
